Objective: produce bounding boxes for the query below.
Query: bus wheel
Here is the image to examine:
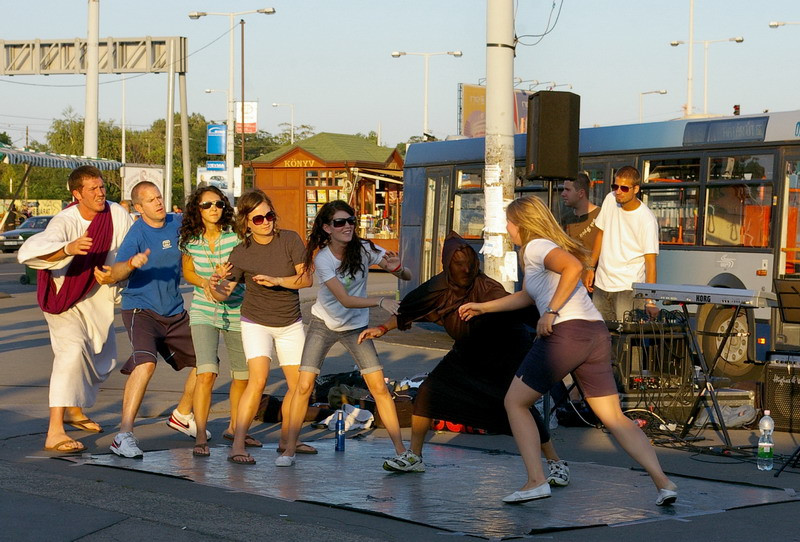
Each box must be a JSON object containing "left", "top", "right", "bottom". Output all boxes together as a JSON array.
[{"left": 699, "top": 306, "right": 757, "bottom": 380}]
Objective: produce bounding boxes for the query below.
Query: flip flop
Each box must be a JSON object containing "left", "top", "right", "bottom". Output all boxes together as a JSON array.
[
  {"left": 222, "top": 432, "right": 263, "bottom": 448},
  {"left": 65, "top": 418, "right": 103, "bottom": 433},
  {"left": 43, "top": 439, "right": 86, "bottom": 453},
  {"left": 193, "top": 443, "right": 210, "bottom": 457},
  {"left": 227, "top": 453, "right": 255, "bottom": 465},
  {"left": 276, "top": 442, "right": 318, "bottom": 455}
]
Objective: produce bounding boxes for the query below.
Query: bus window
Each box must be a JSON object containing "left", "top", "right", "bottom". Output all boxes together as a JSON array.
[
  {"left": 643, "top": 187, "right": 699, "bottom": 245},
  {"left": 704, "top": 183, "right": 773, "bottom": 247},
  {"left": 709, "top": 155, "right": 773, "bottom": 181},
  {"left": 585, "top": 167, "right": 605, "bottom": 207},
  {"left": 783, "top": 159, "right": 800, "bottom": 275},
  {"left": 644, "top": 157, "right": 701, "bottom": 184},
  {"left": 453, "top": 192, "right": 485, "bottom": 239},
  {"left": 457, "top": 169, "right": 483, "bottom": 189}
]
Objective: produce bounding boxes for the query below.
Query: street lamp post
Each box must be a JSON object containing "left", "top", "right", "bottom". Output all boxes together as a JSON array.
[
  {"left": 189, "top": 8, "right": 275, "bottom": 186},
  {"left": 272, "top": 103, "right": 295, "bottom": 145},
  {"left": 639, "top": 90, "right": 668, "bottom": 123},
  {"left": 391, "top": 50, "right": 462, "bottom": 138},
  {"left": 769, "top": 21, "right": 800, "bottom": 28},
  {"left": 671, "top": 36, "right": 743, "bottom": 115}
]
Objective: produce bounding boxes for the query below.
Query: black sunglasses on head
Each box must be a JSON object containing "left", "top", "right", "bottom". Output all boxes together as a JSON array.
[
  {"left": 250, "top": 210, "right": 277, "bottom": 225},
  {"left": 330, "top": 216, "right": 357, "bottom": 228},
  {"left": 611, "top": 183, "right": 633, "bottom": 193},
  {"left": 199, "top": 200, "right": 225, "bottom": 210}
]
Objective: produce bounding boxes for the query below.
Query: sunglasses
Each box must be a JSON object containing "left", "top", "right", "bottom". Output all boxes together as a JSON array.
[
  {"left": 611, "top": 183, "right": 633, "bottom": 193},
  {"left": 250, "top": 211, "right": 277, "bottom": 225},
  {"left": 199, "top": 200, "right": 225, "bottom": 210},
  {"left": 330, "top": 216, "right": 357, "bottom": 228}
]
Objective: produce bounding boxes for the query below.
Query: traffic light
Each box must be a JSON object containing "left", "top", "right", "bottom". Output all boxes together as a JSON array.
[{"left": 733, "top": 104, "right": 740, "bottom": 116}]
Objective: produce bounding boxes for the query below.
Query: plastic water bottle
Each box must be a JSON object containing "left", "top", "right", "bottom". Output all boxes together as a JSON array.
[
  {"left": 757, "top": 409, "right": 775, "bottom": 471},
  {"left": 335, "top": 409, "right": 345, "bottom": 452}
]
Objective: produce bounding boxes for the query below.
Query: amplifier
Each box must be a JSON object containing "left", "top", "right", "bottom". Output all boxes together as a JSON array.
[{"left": 764, "top": 362, "right": 800, "bottom": 433}]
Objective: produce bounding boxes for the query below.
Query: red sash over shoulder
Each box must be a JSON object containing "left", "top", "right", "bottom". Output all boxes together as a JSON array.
[{"left": 37, "top": 202, "right": 113, "bottom": 314}]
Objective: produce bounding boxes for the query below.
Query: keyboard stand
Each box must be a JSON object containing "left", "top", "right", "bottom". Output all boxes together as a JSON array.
[{"left": 678, "top": 302, "right": 738, "bottom": 447}]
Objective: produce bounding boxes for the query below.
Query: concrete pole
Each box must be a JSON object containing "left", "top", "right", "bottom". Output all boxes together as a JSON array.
[
  {"left": 686, "top": 0, "right": 694, "bottom": 117},
  {"left": 164, "top": 39, "right": 175, "bottom": 207},
  {"left": 422, "top": 54, "right": 430, "bottom": 136},
  {"left": 703, "top": 40, "right": 709, "bottom": 115},
  {"left": 121, "top": 76, "right": 126, "bottom": 163},
  {"left": 226, "top": 13, "right": 235, "bottom": 192},
  {"left": 179, "top": 72, "right": 191, "bottom": 205},
  {"left": 483, "top": 0, "right": 515, "bottom": 290},
  {"left": 84, "top": 0, "right": 99, "bottom": 157}
]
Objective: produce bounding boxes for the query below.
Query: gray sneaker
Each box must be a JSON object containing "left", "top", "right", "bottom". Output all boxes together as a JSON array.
[
  {"left": 546, "top": 459, "right": 569, "bottom": 486},
  {"left": 383, "top": 450, "right": 425, "bottom": 472},
  {"left": 110, "top": 432, "right": 143, "bottom": 459}
]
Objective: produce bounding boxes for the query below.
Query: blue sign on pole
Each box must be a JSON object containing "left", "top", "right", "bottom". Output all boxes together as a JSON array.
[
  {"left": 206, "top": 124, "right": 226, "bottom": 155},
  {"left": 206, "top": 161, "right": 226, "bottom": 171}
]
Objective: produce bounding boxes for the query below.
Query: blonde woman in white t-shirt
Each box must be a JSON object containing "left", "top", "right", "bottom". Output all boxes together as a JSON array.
[{"left": 458, "top": 196, "right": 677, "bottom": 507}]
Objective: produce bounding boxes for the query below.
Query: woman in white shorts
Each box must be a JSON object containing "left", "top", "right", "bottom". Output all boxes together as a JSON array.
[{"left": 212, "top": 189, "right": 315, "bottom": 465}]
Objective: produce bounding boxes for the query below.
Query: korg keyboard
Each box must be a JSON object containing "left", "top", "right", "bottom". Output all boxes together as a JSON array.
[{"left": 633, "top": 282, "right": 776, "bottom": 308}]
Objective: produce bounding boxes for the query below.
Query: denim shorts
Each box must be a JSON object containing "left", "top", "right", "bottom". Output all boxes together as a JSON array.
[
  {"left": 190, "top": 324, "right": 248, "bottom": 380},
  {"left": 299, "top": 314, "right": 382, "bottom": 375}
]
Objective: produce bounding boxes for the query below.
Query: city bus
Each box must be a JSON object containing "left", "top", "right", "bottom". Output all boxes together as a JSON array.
[{"left": 399, "top": 110, "right": 800, "bottom": 379}]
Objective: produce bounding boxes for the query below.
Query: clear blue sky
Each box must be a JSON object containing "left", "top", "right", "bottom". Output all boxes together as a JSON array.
[{"left": 1, "top": 0, "right": 799, "bottom": 152}]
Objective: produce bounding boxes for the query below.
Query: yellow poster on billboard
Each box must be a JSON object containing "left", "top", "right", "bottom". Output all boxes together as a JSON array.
[{"left": 459, "top": 84, "right": 531, "bottom": 137}]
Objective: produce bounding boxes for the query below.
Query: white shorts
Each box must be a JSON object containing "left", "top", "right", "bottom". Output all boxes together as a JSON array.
[{"left": 240, "top": 319, "right": 304, "bottom": 367}]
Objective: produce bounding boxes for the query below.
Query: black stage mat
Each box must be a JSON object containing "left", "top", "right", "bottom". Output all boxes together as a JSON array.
[{"left": 86, "top": 437, "right": 797, "bottom": 539}]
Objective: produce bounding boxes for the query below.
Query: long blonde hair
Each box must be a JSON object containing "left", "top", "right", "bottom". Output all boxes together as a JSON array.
[{"left": 506, "top": 196, "right": 589, "bottom": 265}]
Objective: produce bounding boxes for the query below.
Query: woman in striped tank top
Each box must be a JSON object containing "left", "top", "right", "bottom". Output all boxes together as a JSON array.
[{"left": 179, "top": 186, "right": 248, "bottom": 458}]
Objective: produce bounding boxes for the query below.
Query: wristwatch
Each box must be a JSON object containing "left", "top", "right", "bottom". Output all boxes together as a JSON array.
[{"left": 545, "top": 307, "right": 560, "bottom": 316}]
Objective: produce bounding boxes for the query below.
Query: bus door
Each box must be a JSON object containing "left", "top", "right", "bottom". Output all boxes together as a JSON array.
[
  {"left": 421, "top": 167, "right": 453, "bottom": 283},
  {"left": 775, "top": 154, "right": 800, "bottom": 348}
]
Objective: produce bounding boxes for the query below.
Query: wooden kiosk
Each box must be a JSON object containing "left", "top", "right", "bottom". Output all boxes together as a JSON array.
[{"left": 249, "top": 133, "right": 404, "bottom": 251}]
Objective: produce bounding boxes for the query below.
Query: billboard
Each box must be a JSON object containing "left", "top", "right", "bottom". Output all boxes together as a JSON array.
[
  {"left": 197, "top": 166, "right": 243, "bottom": 204},
  {"left": 206, "top": 124, "right": 226, "bottom": 155},
  {"left": 235, "top": 101, "right": 258, "bottom": 134},
  {"left": 459, "top": 83, "right": 532, "bottom": 137},
  {"left": 121, "top": 165, "right": 165, "bottom": 201}
]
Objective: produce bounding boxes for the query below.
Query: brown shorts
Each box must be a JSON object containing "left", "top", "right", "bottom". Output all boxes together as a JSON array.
[
  {"left": 516, "top": 319, "right": 617, "bottom": 398},
  {"left": 121, "top": 309, "right": 196, "bottom": 375}
]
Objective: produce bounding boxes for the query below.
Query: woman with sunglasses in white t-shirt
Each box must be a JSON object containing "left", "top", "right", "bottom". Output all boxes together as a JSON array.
[
  {"left": 210, "top": 189, "right": 315, "bottom": 465},
  {"left": 277, "top": 200, "right": 413, "bottom": 469}
]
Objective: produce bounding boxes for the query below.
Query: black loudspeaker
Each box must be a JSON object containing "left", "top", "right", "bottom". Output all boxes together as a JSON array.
[
  {"left": 764, "top": 362, "right": 800, "bottom": 432},
  {"left": 525, "top": 91, "right": 580, "bottom": 180}
]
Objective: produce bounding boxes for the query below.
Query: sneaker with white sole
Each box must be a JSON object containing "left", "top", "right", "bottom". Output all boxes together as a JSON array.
[
  {"left": 275, "top": 454, "right": 296, "bottom": 467},
  {"left": 110, "top": 432, "right": 143, "bottom": 458},
  {"left": 546, "top": 459, "right": 569, "bottom": 487},
  {"left": 383, "top": 450, "right": 425, "bottom": 472},
  {"left": 167, "top": 409, "right": 211, "bottom": 440}
]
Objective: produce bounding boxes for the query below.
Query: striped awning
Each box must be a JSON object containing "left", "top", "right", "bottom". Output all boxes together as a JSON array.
[{"left": 0, "top": 143, "right": 123, "bottom": 170}]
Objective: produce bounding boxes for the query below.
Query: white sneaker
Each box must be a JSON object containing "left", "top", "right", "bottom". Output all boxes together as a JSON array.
[
  {"left": 110, "top": 432, "right": 143, "bottom": 458},
  {"left": 275, "top": 454, "right": 296, "bottom": 467},
  {"left": 166, "top": 409, "right": 211, "bottom": 440},
  {"left": 383, "top": 450, "right": 425, "bottom": 472},
  {"left": 546, "top": 459, "right": 570, "bottom": 487},
  {"left": 502, "top": 482, "right": 551, "bottom": 503}
]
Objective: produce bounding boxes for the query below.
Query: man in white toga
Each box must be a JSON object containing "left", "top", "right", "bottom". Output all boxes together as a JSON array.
[{"left": 19, "top": 165, "right": 133, "bottom": 452}]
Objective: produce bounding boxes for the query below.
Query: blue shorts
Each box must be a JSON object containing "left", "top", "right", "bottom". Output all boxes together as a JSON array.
[
  {"left": 516, "top": 319, "right": 617, "bottom": 398},
  {"left": 299, "top": 314, "right": 382, "bottom": 375}
]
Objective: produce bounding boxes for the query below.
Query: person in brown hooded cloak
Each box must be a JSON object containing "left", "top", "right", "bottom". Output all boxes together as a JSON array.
[{"left": 359, "top": 231, "right": 569, "bottom": 485}]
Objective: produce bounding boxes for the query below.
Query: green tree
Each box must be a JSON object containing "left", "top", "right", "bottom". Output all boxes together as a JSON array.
[{"left": 0, "top": 132, "right": 11, "bottom": 146}]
